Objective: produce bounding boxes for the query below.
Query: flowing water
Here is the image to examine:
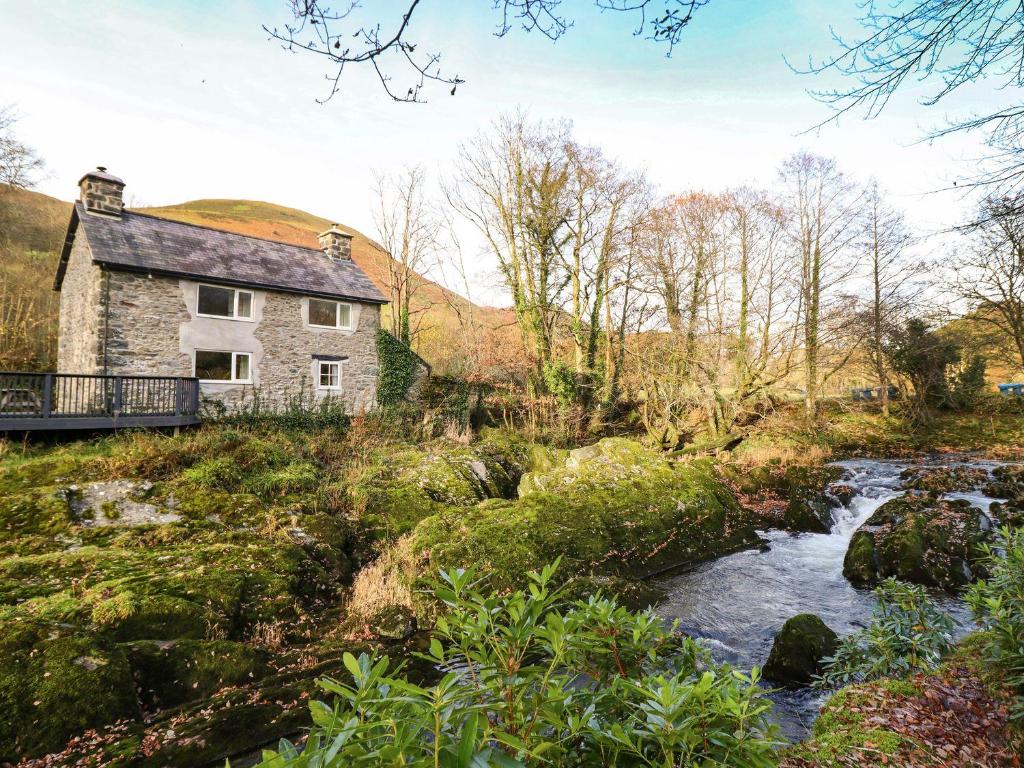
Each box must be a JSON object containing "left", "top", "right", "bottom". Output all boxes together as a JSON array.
[{"left": 654, "top": 457, "right": 1003, "bottom": 740}]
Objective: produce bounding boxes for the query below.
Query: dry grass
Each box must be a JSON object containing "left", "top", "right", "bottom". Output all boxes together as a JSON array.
[
  {"left": 735, "top": 442, "right": 833, "bottom": 469},
  {"left": 346, "top": 535, "right": 422, "bottom": 626}
]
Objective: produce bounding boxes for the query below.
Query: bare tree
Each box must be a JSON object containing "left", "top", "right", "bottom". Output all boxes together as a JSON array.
[
  {"left": 859, "top": 180, "right": 919, "bottom": 415},
  {"left": 955, "top": 196, "right": 1024, "bottom": 373},
  {"left": 0, "top": 106, "right": 44, "bottom": 193},
  {"left": 803, "top": 0, "right": 1024, "bottom": 212},
  {"left": 373, "top": 165, "right": 443, "bottom": 345},
  {"left": 264, "top": 1, "right": 707, "bottom": 102},
  {"left": 448, "top": 113, "right": 572, "bottom": 392},
  {"left": 779, "top": 152, "right": 864, "bottom": 419}
]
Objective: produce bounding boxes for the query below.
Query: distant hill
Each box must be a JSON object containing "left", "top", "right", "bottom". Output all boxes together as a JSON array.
[{"left": 0, "top": 188, "right": 514, "bottom": 373}]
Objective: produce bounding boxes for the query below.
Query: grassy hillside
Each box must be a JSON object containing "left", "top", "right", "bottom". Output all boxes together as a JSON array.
[{"left": 0, "top": 189, "right": 516, "bottom": 373}]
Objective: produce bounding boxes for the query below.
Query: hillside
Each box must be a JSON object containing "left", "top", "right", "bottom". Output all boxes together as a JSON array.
[{"left": 0, "top": 188, "right": 516, "bottom": 374}]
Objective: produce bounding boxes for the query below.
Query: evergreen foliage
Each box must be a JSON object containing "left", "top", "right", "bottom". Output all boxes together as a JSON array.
[{"left": 376, "top": 329, "right": 421, "bottom": 407}]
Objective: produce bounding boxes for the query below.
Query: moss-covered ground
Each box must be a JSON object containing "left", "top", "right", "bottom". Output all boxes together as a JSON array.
[{"left": 0, "top": 422, "right": 531, "bottom": 763}]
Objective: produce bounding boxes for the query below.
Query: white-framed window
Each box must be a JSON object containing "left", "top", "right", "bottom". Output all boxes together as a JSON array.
[
  {"left": 196, "top": 284, "right": 254, "bottom": 321},
  {"left": 308, "top": 298, "right": 352, "bottom": 330},
  {"left": 318, "top": 360, "right": 342, "bottom": 390},
  {"left": 194, "top": 350, "right": 252, "bottom": 383}
]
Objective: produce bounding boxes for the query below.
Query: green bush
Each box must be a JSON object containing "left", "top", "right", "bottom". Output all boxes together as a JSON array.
[
  {"left": 252, "top": 562, "right": 780, "bottom": 767},
  {"left": 967, "top": 526, "right": 1024, "bottom": 720},
  {"left": 816, "top": 579, "right": 955, "bottom": 688}
]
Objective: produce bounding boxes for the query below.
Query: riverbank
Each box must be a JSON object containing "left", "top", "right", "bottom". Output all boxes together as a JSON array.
[{"left": 1, "top": 403, "right": 1022, "bottom": 765}]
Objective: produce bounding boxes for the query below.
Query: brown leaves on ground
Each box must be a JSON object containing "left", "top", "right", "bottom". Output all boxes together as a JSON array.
[{"left": 784, "top": 660, "right": 1021, "bottom": 768}]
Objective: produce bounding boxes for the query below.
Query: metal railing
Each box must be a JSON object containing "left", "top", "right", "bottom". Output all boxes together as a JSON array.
[{"left": 0, "top": 372, "right": 201, "bottom": 428}]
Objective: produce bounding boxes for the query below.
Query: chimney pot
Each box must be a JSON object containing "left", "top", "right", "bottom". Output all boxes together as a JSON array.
[{"left": 78, "top": 167, "right": 125, "bottom": 218}]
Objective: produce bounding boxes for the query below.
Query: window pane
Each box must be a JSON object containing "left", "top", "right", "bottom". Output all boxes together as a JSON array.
[
  {"left": 236, "top": 291, "right": 253, "bottom": 319},
  {"left": 309, "top": 298, "right": 339, "bottom": 327},
  {"left": 319, "top": 362, "right": 339, "bottom": 388},
  {"left": 337, "top": 303, "right": 351, "bottom": 329},
  {"left": 196, "top": 350, "right": 232, "bottom": 380},
  {"left": 197, "top": 285, "right": 233, "bottom": 317},
  {"left": 235, "top": 353, "right": 251, "bottom": 381}
]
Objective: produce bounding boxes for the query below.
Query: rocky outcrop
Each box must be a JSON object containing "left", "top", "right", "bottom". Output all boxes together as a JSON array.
[
  {"left": 724, "top": 463, "right": 844, "bottom": 534},
  {"left": 899, "top": 465, "right": 989, "bottom": 495},
  {"left": 762, "top": 613, "right": 839, "bottom": 688},
  {"left": 414, "top": 438, "right": 761, "bottom": 591},
  {"left": 843, "top": 495, "right": 990, "bottom": 590}
]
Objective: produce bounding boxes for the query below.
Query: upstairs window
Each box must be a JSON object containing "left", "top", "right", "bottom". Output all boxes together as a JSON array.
[
  {"left": 195, "top": 350, "right": 252, "bottom": 383},
  {"left": 318, "top": 361, "right": 342, "bottom": 390},
  {"left": 197, "top": 284, "right": 253, "bottom": 320},
  {"left": 308, "top": 298, "right": 352, "bottom": 330}
]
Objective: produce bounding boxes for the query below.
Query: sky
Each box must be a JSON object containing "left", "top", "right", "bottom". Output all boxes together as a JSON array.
[{"left": 0, "top": 0, "right": 1005, "bottom": 305}]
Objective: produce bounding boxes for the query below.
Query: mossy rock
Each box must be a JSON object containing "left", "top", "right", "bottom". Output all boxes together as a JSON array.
[
  {"left": 414, "top": 440, "right": 760, "bottom": 591},
  {"left": 125, "top": 639, "right": 272, "bottom": 710},
  {"left": 762, "top": 613, "right": 839, "bottom": 688},
  {"left": 828, "top": 483, "right": 856, "bottom": 507},
  {"left": 843, "top": 530, "right": 878, "bottom": 586},
  {"left": 899, "top": 464, "right": 989, "bottom": 495},
  {"left": 990, "top": 500, "right": 1024, "bottom": 528},
  {"left": 985, "top": 464, "right": 1024, "bottom": 503},
  {"left": 782, "top": 466, "right": 844, "bottom": 533},
  {"left": 843, "top": 495, "right": 991, "bottom": 590},
  {"left": 350, "top": 440, "right": 526, "bottom": 539},
  {"left": 0, "top": 536, "right": 337, "bottom": 639},
  {"left": 367, "top": 604, "right": 418, "bottom": 641},
  {"left": 0, "top": 619, "right": 141, "bottom": 761}
]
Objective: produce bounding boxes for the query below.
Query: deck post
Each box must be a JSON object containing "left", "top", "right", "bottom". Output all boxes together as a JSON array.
[
  {"left": 174, "top": 378, "right": 183, "bottom": 416},
  {"left": 41, "top": 374, "right": 53, "bottom": 418},
  {"left": 112, "top": 376, "right": 123, "bottom": 416},
  {"left": 190, "top": 380, "right": 200, "bottom": 415}
]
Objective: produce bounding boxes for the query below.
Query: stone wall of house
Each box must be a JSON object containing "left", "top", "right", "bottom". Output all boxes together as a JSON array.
[
  {"left": 56, "top": 232, "right": 104, "bottom": 374},
  {"left": 104, "top": 272, "right": 193, "bottom": 377},
  {"left": 256, "top": 292, "right": 381, "bottom": 412},
  {"left": 99, "top": 271, "right": 381, "bottom": 412}
]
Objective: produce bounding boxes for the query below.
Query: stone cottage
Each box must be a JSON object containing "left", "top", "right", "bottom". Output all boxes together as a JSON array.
[{"left": 53, "top": 167, "right": 389, "bottom": 411}]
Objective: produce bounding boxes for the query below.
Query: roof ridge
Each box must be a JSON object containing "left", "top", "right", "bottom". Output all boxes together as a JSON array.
[{"left": 122, "top": 207, "right": 342, "bottom": 254}]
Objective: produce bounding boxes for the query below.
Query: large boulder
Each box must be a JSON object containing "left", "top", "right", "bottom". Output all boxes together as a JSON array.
[
  {"left": 415, "top": 438, "right": 761, "bottom": 591},
  {"left": 722, "top": 463, "right": 844, "bottom": 533},
  {"left": 349, "top": 433, "right": 530, "bottom": 538},
  {"left": 843, "top": 495, "right": 990, "bottom": 590},
  {"left": 762, "top": 613, "right": 839, "bottom": 688}
]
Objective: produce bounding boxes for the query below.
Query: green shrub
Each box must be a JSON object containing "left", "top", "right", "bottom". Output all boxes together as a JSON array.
[
  {"left": 816, "top": 579, "right": 955, "bottom": 688},
  {"left": 252, "top": 562, "right": 779, "bottom": 767},
  {"left": 967, "top": 526, "right": 1024, "bottom": 719}
]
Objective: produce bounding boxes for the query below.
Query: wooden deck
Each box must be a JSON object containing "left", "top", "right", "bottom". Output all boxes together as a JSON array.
[{"left": 0, "top": 373, "right": 201, "bottom": 431}]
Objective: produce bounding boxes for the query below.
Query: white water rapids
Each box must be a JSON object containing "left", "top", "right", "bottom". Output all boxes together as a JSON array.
[{"left": 654, "top": 457, "right": 1005, "bottom": 738}]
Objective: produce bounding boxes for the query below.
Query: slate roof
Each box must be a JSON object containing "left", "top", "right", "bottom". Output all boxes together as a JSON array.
[{"left": 54, "top": 203, "right": 387, "bottom": 304}]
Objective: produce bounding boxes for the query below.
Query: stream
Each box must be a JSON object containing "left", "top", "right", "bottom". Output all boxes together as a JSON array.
[{"left": 654, "top": 457, "right": 1002, "bottom": 740}]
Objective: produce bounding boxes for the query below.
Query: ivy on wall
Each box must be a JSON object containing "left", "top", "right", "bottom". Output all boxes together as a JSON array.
[{"left": 376, "top": 329, "right": 421, "bottom": 407}]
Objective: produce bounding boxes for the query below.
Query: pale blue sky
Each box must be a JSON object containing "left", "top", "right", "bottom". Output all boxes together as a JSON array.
[{"left": 0, "top": 0, "right": 1004, "bottom": 302}]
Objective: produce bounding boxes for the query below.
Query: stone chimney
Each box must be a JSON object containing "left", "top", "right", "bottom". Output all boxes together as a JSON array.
[
  {"left": 318, "top": 225, "right": 353, "bottom": 261},
  {"left": 78, "top": 167, "right": 125, "bottom": 217}
]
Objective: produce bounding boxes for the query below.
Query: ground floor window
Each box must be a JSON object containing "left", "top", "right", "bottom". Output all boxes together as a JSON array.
[
  {"left": 194, "top": 350, "right": 252, "bottom": 383},
  {"left": 318, "top": 360, "right": 342, "bottom": 390}
]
